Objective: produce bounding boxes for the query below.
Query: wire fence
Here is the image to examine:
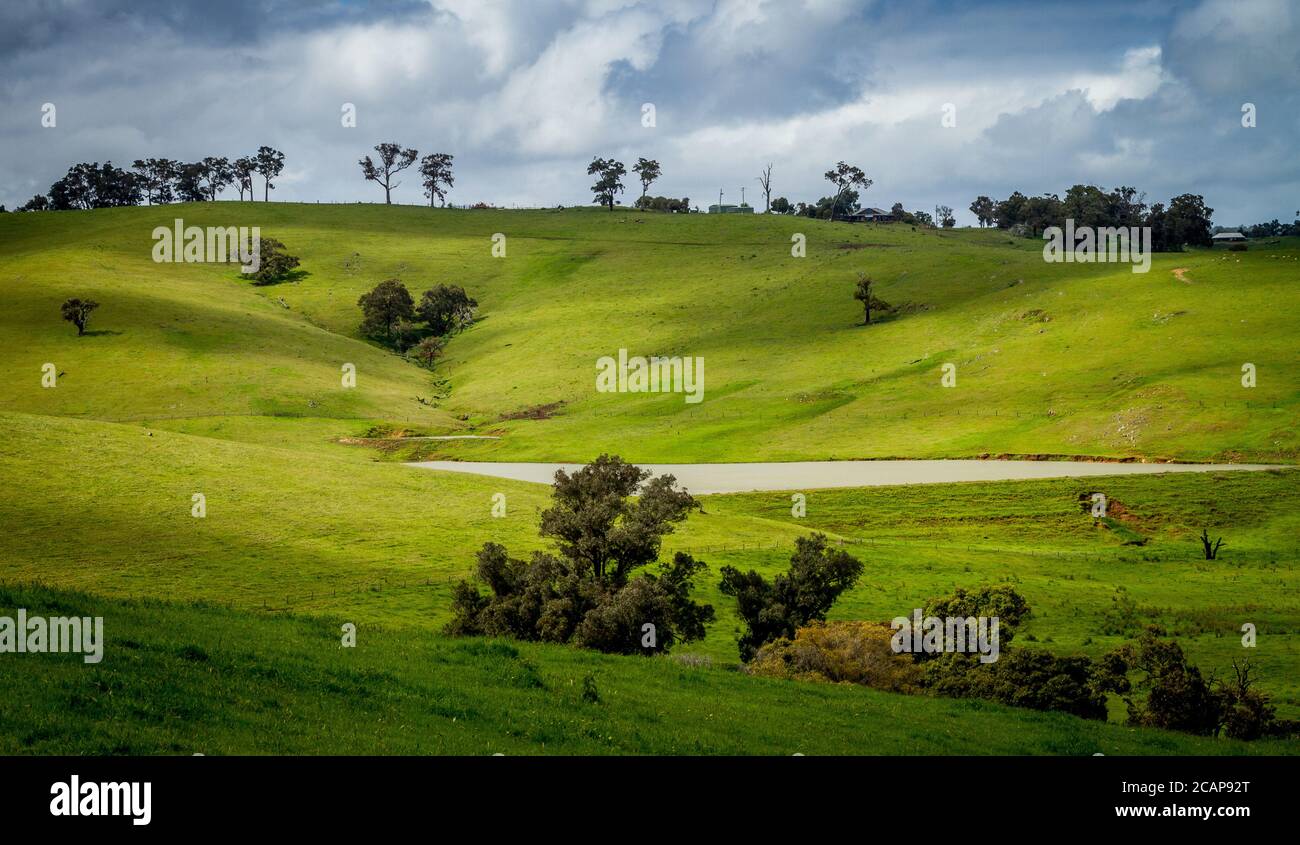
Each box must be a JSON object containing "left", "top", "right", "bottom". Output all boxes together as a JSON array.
[
  {"left": 220, "top": 536, "right": 1299, "bottom": 612},
  {"left": 94, "top": 396, "right": 1293, "bottom": 427}
]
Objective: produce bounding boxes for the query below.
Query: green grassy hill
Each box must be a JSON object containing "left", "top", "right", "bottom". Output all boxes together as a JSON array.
[
  {"left": 3, "top": 584, "right": 1291, "bottom": 756},
  {"left": 1, "top": 203, "right": 1296, "bottom": 462},
  {"left": 3, "top": 410, "right": 1296, "bottom": 718},
  {"left": 2, "top": 204, "right": 1297, "bottom": 753}
]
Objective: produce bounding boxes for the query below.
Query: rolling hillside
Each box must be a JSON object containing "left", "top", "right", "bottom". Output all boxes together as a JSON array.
[
  {"left": 2, "top": 203, "right": 1297, "bottom": 752},
  {"left": 3, "top": 583, "right": 1292, "bottom": 756},
  {"left": 1, "top": 203, "right": 1296, "bottom": 462}
]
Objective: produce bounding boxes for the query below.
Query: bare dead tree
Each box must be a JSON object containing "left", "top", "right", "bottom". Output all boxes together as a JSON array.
[
  {"left": 1199, "top": 528, "right": 1225, "bottom": 560},
  {"left": 757, "top": 163, "right": 773, "bottom": 213}
]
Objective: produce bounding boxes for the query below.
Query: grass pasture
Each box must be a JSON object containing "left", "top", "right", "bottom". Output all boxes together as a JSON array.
[
  {"left": 1, "top": 204, "right": 1297, "bottom": 754},
  {"left": 2, "top": 583, "right": 1292, "bottom": 756}
]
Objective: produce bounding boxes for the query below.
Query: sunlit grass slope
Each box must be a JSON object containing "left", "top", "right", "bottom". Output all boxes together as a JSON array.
[
  {"left": 3, "top": 410, "right": 1296, "bottom": 715},
  {"left": 1, "top": 203, "right": 1295, "bottom": 462}
]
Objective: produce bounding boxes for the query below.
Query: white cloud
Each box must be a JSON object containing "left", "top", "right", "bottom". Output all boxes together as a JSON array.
[{"left": 0, "top": 0, "right": 1296, "bottom": 226}]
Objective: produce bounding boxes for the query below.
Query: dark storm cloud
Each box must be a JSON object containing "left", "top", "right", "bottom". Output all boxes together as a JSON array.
[
  {"left": 0, "top": 0, "right": 432, "bottom": 54},
  {"left": 0, "top": 0, "right": 1296, "bottom": 226}
]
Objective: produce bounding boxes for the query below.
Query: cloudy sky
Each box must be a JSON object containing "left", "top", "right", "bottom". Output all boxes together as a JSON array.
[{"left": 1, "top": 0, "right": 1296, "bottom": 225}]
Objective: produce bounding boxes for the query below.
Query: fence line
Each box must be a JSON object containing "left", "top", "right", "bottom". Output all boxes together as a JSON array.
[
  {"left": 231, "top": 538, "right": 1299, "bottom": 611},
  {"left": 96, "top": 397, "right": 1289, "bottom": 426}
]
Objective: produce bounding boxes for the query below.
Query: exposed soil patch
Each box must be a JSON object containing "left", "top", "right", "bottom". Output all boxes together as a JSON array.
[
  {"left": 499, "top": 401, "right": 566, "bottom": 421},
  {"left": 1076, "top": 493, "right": 1155, "bottom": 530},
  {"left": 1171, "top": 267, "right": 1190, "bottom": 283},
  {"left": 338, "top": 435, "right": 415, "bottom": 454},
  {"left": 1105, "top": 499, "right": 1154, "bottom": 532},
  {"left": 338, "top": 425, "right": 500, "bottom": 453},
  {"left": 976, "top": 453, "right": 1158, "bottom": 463}
]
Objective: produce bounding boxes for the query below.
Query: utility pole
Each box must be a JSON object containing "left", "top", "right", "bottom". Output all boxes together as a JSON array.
[
  {"left": 718, "top": 188, "right": 724, "bottom": 209},
  {"left": 740, "top": 187, "right": 746, "bottom": 206}
]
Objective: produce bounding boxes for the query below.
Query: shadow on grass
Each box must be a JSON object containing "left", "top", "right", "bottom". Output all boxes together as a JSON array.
[{"left": 249, "top": 269, "right": 312, "bottom": 286}]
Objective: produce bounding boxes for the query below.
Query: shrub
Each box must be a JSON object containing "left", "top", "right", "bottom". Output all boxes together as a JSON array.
[
  {"left": 749, "top": 620, "right": 923, "bottom": 693},
  {"left": 924, "top": 584, "right": 1031, "bottom": 649},
  {"left": 1113, "top": 628, "right": 1222, "bottom": 735},
  {"left": 923, "top": 649, "right": 1114, "bottom": 720},
  {"left": 581, "top": 673, "right": 600, "bottom": 703},
  {"left": 389, "top": 319, "right": 423, "bottom": 353},
  {"left": 719, "top": 534, "right": 864, "bottom": 661},
  {"left": 634, "top": 195, "right": 691, "bottom": 213},
  {"left": 242, "top": 237, "right": 300, "bottom": 285},
  {"left": 406, "top": 335, "right": 445, "bottom": 369},
  {"left": 445, "top": 457, "right": 715, "bottom": 655}
]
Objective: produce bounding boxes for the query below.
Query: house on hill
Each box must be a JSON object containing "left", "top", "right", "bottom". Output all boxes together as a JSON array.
[
  {"left": 846, "top": 206, "right": 895, "bottom": 223},
  {"left": 708, "top": 203, "right": 754, "bottom": 214},
  {"left": 1211, "top": 231, "right": 1246, "bottom": 245}
]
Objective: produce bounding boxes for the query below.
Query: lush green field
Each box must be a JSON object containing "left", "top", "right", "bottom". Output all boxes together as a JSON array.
[
  {"left": 3, "top": 410, "right": 1296, "bottom": 721},
  {"left": 3, "top": 584, "right": 1291, "bottom": 756},
  {"left": 0, "top": 203, "right": 1295, "bottom": 462},
  {"left": 1, "top": 204, "right": 1297, "bottom": 753}
]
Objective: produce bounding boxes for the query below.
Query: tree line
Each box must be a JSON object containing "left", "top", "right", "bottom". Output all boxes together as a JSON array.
[
  {"left": 11, "top": 147, "right": 286, "bottom": 212},
  {"left": 6, "top": 147, "right": 1251, "bottom": 245},
  {"left": 1223, "top": 218, "right": 1300, "bottom": 238},
  {"left": 967, "top": 185, "right": 1216, "bottom": 250}
]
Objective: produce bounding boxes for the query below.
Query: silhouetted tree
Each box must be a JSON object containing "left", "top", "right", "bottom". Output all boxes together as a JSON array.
[
  {"left": 173, "top": 162, "right": 209, "bottom": 203},
  {"left": 254, "top": 146, "right": 285, "bottom": 201},
  {"left": 48, "top": 162, "right": 141, "bottom": 210},
  {"left": 198, "top": 156, "right": 234, "bottom": 201},
  {"left": 757, "top": 163, "right": 773, "bottom": 213},
  {"left": 360, "top": 142, "right": 419, "bottom": 204},
  {"left": 132, "top": 159, "right": 179, "bottom": 205},
  {"left": 418, "top": 152, "right": 454, "bottom": 207},
  {"left": 632, "top": 157, "right": 661, "bottom": 200},
  {"left": 969, "top": 195, "right": 995, "bottom": 227},
  {"left": 232, "top": 157, "right": 256, "bottom": 201},
  {"left": 587, "top": 157, "right": 626, "bottom": 210},
  {"left": 823, "top": 161, "right": 871, "bottom": 222}
]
